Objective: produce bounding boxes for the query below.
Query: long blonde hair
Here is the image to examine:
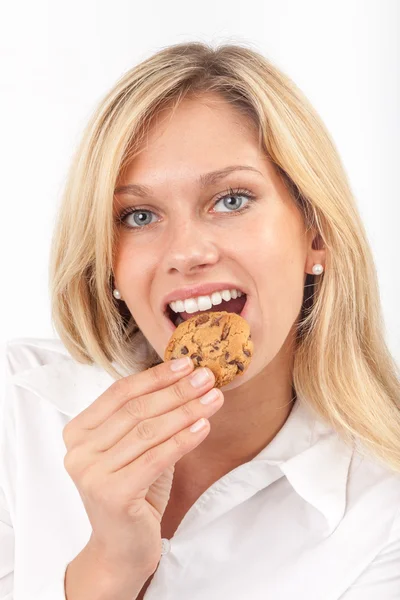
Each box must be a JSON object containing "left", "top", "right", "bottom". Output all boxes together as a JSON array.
[{"left": 49, "top": 41, "right": 400, "bottom": 472}]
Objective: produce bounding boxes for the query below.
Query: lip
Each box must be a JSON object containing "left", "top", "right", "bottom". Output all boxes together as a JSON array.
[
  {"left": 163, "top": 293, "right": 251, "bottom": 334},
  {"left": 161, "top": 282, "right": 248, "bottom": 314}
]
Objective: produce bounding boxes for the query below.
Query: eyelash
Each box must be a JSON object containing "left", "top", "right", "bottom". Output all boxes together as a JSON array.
[{"left": 117, "top": 187, "right": 257, "bottom": 230}]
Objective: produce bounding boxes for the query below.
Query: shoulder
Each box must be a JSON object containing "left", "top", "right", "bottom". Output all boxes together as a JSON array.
[
  {"left": 2, "top": 337, "right": 76, "bottom": 438},
  {"left": 339, "top": 505, "right": 400, "bottom": 596},
  {"left": 5, "top": 336, "right": 72, "bottom": 376},
  {"left": 349, "top": 443, "right": 400, "bottom": 497},
  {"left": 344, "top": 443, "right": 400, "bottom": 538},
  {"left": 4, "top": 336, "right": 117, "bottom": 418}
]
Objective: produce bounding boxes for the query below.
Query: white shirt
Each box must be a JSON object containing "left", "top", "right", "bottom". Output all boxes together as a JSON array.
[{"left": 1, "top": 337, "right": 400, "bottom": 600}]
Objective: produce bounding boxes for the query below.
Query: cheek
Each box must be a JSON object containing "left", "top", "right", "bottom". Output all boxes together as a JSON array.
[
  {"left": 114, "top": 241, "right": 154, "bottom": 281},
  {"left": 113, "top": 245, "right": 156, "bottom": 312},
  {"left": 244, "top": 214, "right": 306, "bottom": 318}
]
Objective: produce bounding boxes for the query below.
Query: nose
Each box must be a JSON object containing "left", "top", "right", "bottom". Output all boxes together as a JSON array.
[{"left": 162, "top": 218, "right": 220, "bottom": 275}]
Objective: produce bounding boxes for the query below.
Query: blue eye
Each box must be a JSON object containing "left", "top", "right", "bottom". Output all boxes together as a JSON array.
[
  {"left": 117, "top": 187, "right": 257, "bottom": 230},
  {"left": 213, "top": 188, "right": 253, "bottom": 212},
  {"left": 122, "top": 210, "right": 156, "bottom": 228}
]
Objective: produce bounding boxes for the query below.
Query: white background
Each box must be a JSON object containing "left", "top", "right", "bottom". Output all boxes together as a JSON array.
[{"left": 1, "top": 0, "right": 399, "bottom": 366}]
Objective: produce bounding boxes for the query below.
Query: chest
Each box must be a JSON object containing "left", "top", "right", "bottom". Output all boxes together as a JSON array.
[{"left": 12, "top": 466, "right": 398, "bottom": 600}]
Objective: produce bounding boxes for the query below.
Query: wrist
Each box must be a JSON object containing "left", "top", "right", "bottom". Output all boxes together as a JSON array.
[
  {"left": 86, "top": 534, "right": 157, "bottom": 579},
  {"left": 65, "top": 541, "right": 154, "bottom": 600}
]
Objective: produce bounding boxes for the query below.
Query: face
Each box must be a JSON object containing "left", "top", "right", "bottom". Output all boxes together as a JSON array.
[{"left": 113, "top": 94, "right": 324, "bottom": 391}]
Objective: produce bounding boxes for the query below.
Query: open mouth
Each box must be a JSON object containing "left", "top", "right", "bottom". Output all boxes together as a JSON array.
[{"left": 165, "top": 294, "right": 248, "bottom": 327}]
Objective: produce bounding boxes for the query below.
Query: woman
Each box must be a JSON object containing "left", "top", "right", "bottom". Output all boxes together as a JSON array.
[{"left": 1, "top": 41, "right": 399, "bottom": 600}]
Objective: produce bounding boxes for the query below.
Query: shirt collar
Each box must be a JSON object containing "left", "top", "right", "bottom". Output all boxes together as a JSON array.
[
  {"left": 252, "top": 398, "right": 354, "bottom": 534},
  {"left": 11, "top": 353, "right": 353, "bottom": 534}
]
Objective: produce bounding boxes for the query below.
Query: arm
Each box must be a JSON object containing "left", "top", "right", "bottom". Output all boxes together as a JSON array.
[
  {"left": 0, "top": 348, "right": 68, "bottom": 600},
  {"left": 339, "top": 506, "right": 400, "bottom": 599},
  {"left": 1, "top": 346, "right": 153, "bottom": 600},
  {"left": 0, "top": 348, "right": 15, "bottom": 600},
  {"left": 0, "top": 484, "right": 151, "bottom": 600},
  {"left": 64, "top": 536, "right": 153, "bottom": 600}
]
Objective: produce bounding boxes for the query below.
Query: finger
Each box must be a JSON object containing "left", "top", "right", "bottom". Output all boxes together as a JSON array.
[
  {"left": 71, "top": 358, "right": 195, "bottom": 431},
  {"left": 93, "top": 367, "right": 216, "bottom": 451},
  {"left": 103, "top": 386, "right": 223, "bottom": 472},
  {"left": 115, "top": 416, "right": 213, "bottom": 496}
]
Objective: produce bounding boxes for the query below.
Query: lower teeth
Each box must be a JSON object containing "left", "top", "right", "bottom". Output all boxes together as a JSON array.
[{"left": 175, "top": 314, "right": 184, "bottom": 326}]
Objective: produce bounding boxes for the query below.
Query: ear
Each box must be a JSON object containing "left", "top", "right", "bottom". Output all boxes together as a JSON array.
[{"left": 305, "top": 228, "right": 326, "bottom": 275}]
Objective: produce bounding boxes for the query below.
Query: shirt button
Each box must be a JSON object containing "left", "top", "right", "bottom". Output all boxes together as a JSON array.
[{"left": 161, "top": 538, "right": 171, "bottom": 555}]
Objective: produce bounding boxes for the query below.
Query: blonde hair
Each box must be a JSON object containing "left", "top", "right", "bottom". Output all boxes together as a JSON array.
[{"left": 49, "top": 41, "right": 400, "bottom": 472}]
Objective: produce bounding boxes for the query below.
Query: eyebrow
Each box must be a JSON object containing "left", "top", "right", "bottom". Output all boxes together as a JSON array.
[{"left": 114, "top": 165, "right": 263, "bottom": 197}]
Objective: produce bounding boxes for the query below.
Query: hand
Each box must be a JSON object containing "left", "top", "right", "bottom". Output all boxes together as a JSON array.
[{"left": 62, "top": 357, "right": 224, "bottom": 575}]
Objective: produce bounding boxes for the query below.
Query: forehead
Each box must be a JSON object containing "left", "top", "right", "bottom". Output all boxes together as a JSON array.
[{"left": 119, "top": 95, "right": 266, "bottom": 187}]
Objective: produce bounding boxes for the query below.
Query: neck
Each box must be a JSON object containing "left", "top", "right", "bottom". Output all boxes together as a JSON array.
[{"left": 172, "top": 332, "right": 297, "bottom": 493}]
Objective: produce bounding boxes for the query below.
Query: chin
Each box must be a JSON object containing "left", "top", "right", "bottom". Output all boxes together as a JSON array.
[{"left": 219, "top": 360, "right": 256, "bottom": 392}]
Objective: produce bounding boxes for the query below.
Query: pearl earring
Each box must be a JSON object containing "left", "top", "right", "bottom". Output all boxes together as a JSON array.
[
  {"left": 312, "top": 264, "right": 324, "bottom": 275},
  {"left": 113, "top": 289, "right": 122, "bottom": 300}
]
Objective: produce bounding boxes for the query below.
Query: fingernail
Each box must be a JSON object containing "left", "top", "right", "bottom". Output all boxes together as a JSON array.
[
  {"left": 190, "top": 418, "right": 208, "bottom": 433},
  {"left": 170, "top": 357, "right": 192, "bottom": 372},
  {"left": 200, "top": 389, "right": 220, "bottom": 405},
  {"left": 190, "top": 368, "right": 211, "bottom": 388}
]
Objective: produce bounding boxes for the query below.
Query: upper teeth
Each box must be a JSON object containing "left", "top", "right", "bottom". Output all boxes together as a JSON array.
[{"left": 169, "top": 288, "right": 244, "bottom": 314}]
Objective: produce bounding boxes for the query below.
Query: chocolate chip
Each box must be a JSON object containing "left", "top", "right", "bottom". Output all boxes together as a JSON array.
[
  {"left": 211, "top": 316, "right": 223, "bottom": 326},
  {"left": 228, "top": 359, "right": 245, "bottom": 372},
  {"left": 225, "top": 352, "right": 230, "bottom": 360},
  {"left": 212, "top": 343, "right": 220, "bottom": 350},
  {"left": 180, "top": 346, "right": 189, "bottom": 355},
  {"left": 190, "top": 353, "right": 202, "bottom": 365},
  {"left": 221, "top": 323, "right": 230, "bottom": 340},
  {"left": 243, "top": 348, "right": 251, "bottom": 357},
  {"left": 195, "top": 314, "right": 210, "bottom": 325}
]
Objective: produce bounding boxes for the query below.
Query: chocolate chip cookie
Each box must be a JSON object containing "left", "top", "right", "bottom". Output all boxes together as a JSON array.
[{"left": 164, "top": 311, "right": 253, "bottom": 388}]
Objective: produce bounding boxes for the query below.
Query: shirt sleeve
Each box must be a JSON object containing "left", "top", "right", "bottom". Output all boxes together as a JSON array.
[
  {"left": 30, "top": 568, "right": 71, "bottom": 600},
  {"left": 1, "top": 344, "right": 70, "bottom": 600},
  {"left": 0, "top": 345, "right": 15, "bottom": 600},
  {"left": 0, "top": 486, "right": 14, "bottom": 600},
  {"left": 338, "top": 506, "right": 400, "bottom": 599},
  {"left": 0, "top": 486, "right": 68, "bottom": 600}
]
